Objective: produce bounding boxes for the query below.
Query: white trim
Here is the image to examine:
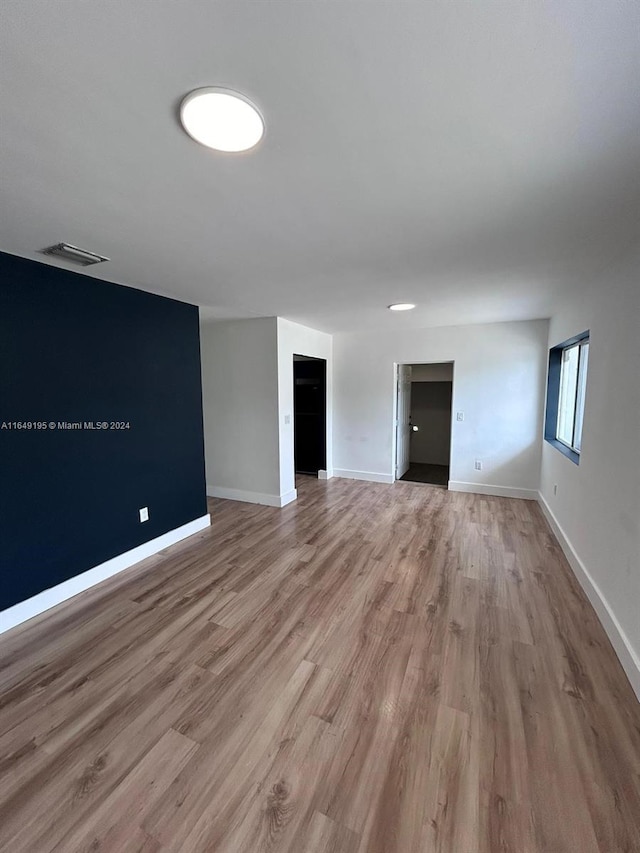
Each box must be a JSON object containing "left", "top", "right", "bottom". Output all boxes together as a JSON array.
[
  {"left": 448, "top": 481, "right": 538, "bottom": 500},
  {"left": 318, "top": 469, "right": 333, "bottom": 480},
  {"left": 207, "top": 485, "right": 297, "bottom": 508},
  {"left": 538, "top": 492, "right": 640, "bottom": 702},
  {"left": 0, "top": 514, "right": 211, "bottom": 636},
  {"left": 279, "top": 488, "right": 297, "bottom": 507},
  {"left": 333, "top": 469, "right": 395, "bottom": 485}
]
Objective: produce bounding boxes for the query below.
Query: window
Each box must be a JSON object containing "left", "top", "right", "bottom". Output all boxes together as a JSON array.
[{"left": 545, "top": 332, "right": 589, "bottom": 464}]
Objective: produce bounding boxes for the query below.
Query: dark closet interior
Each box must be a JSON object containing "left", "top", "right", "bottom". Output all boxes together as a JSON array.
[{"left": 293, "top": 355, "right": 326, "bottom": 475}]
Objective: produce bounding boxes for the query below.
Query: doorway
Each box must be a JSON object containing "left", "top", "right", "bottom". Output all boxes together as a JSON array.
[
  {"left": 395, "top": 362, "right": 453, "bottom": 487},
  {"left": 293, "top": 355, "right": 327, "bottom": 476}
]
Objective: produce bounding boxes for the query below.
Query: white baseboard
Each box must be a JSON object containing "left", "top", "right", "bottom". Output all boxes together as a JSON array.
[
  {"left": 448, "top": 481, "right": 538, "bottom": 500},
  {"left": 318, "top": 469, "right": 333, "bottom": 480},
  {"left": 538, "top": 492, "right": 640, "bottom": 702},
  {"left": 207, "top": 485, "right": 297, "bottom": 508},
  {"left": 279, "top": 488, "right": 297, "bottom": 507},
  {"left": 0, "top": 514, "right": 211, "bottom": 636},
  {"left": 333, "top": 469, "right": 395, "bottom": 485}
]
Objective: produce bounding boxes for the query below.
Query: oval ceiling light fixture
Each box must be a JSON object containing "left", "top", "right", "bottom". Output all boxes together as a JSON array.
[
  {"left": 180, "top": 87, "right": 264, "bottom": 152},
  {"left": 388, "top": 303, "right": 416, "bottom": 311}
]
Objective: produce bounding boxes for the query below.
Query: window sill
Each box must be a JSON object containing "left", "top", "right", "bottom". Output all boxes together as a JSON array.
[{"left": 545, "top": 437, "right": 580, "bottom": 465}]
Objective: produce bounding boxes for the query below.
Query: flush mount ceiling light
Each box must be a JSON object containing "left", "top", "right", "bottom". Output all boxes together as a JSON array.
[
  {"left": 180, "top": 87, "right": 264, "bottom": 152},
  {"left": 388, "top": 303, "right": 416, "bottom": 311}
]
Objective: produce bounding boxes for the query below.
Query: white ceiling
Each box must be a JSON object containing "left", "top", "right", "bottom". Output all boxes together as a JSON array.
[{"left": 1, "top": 1, "right": 639, "bottom": 332}]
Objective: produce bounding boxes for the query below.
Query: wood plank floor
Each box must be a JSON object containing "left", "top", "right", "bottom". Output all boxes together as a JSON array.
[{"left": 1, "top": 476, "right": 639, "bottom": 852}]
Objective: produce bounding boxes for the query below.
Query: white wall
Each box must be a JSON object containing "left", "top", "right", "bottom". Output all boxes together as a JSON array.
[
  {"left": 539, "top": 251, "right": 640, "bottom": 697},
  {"left": 200, "top": 317, "right": 282, "bottom": 504},
  {"left": 333, "top": 319, "right": 548, "bottom": 496},
  {"left": 277, "top": 318, "right": 333, "bottom": 497},
  {"left": 200, "top": 316, "right": 332, "bottom": 506}
]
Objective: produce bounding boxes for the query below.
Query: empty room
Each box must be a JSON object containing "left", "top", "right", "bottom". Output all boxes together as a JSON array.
[{"left": 1, "top": 2, "right": 639, "bottom": 852}]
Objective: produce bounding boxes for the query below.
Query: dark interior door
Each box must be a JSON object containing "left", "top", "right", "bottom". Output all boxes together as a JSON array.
[{"left": 294, "top": 356, "right": 326, "bottom": 475}]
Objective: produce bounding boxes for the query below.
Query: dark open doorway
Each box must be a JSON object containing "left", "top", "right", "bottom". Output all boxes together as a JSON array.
[
  {"left": 293, "top": 355, "right": 327, "bottom": 476},
  {"left": 397, "top": 362, "right": 453, "bottom": 487}
]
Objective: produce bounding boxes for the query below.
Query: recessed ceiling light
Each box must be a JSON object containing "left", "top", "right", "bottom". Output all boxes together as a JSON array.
[
  {"left": 388, "top": 303, "right": 416, "bottom": 311},
  {"left": 180, "top": 87, "right": 264, "bottom": 152}
]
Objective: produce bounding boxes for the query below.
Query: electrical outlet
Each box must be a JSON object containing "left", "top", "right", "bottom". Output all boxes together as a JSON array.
[
  {"left": 284, "top": 414, "right": 291, "bottom": 425},
  {"left": 474, "top": 460, "right": 482, "bottom": 471},
  {"left": 456, "top": 412, "right": 464, "bottom": 421},
  {"left": 139, "top": 507, "right": 149, "bottom": 523}
]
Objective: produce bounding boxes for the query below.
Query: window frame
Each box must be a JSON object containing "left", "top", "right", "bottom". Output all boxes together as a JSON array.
[{"left": 544, "top": 330, "right": 590, "bottom": 465}]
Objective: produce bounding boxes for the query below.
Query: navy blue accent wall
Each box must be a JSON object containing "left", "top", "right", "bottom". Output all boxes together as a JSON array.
[{"left": 0, "top": 252, "right": 207, "bottom": 611}]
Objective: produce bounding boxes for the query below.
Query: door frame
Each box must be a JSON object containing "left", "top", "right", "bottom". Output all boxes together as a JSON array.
[
  {"left": 392, "top": 360, "right": 455, "bottom": 484},
  {"left": 394, "top": 364, "right": 412, "bottom": 480}
]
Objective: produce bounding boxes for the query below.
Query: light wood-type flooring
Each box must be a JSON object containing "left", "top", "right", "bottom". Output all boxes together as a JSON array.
[{"left": 1, "top": 476, "right": 639, "bottom": 852}]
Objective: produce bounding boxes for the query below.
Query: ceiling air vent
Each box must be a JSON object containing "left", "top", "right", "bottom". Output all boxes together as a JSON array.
[{"left": 41, "top": 242, "right": 110, "bottom": 266}]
